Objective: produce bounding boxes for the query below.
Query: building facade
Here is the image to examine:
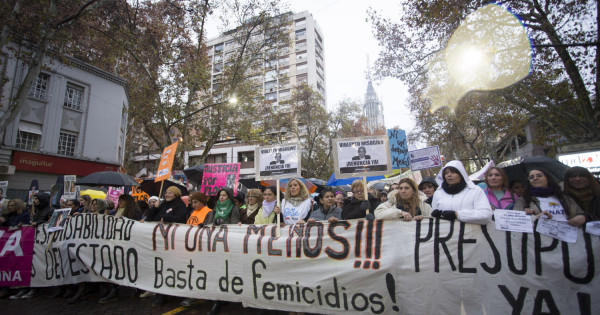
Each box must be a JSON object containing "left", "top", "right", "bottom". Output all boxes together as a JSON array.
[
  {"left": 0, "top": 43, "right": 129, "bottom": 196},
  {"left": 363, "top": 80, "right": 385, "bottom": 132}
]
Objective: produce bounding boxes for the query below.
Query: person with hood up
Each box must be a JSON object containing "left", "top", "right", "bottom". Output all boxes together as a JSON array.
[
  {"left": 342, "top": 179, "right": 380, "bottom": 220},
  {"left": 418, "top": 177, "right": 438, "bottom": 206},
  {"left": 376, "top": 178, "right": 432, "bottom": 221},
  {"left": 31, "top": 193, "right": 54, "bottom": 226},
  {"left": 430, "top": 160, "right": 492, "bottom": 225},
  {"left": 206, "top": 187, "right": 240, "bottom": 225}
]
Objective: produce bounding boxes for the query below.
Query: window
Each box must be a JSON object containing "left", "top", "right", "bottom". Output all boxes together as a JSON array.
[
  {"left": 265, "top": 92, "right": 277, "bottom": 102},
  {"left": 297, "top": 74, "right": 308, "bottom": 84},
  {"left": 296, "top": 62, "right": 307, "bottom": 71},
  {"left": 206, "top": 154, "right": 227, "bottom": 164},
  {"left": 296, "top": 52, "right": 307, "bottom": 61},
  {"left": 29, "top": 73, "right": 49, "bottom": 100},
  {"left": 214, "top": 43, "right": 224, "bottom": 53},
  {"left": 265, "top": 80, "right": 277, "bottom": 92},
  {"left": 295, "top": 18, "right": 306, "bottom": 28},
  {"left": 238, "top": 151, "right": 254, "bottom": 169},
  {"left": 64, "top": 84, "right": 84, "bottom": 110},
  {"left": 58, "top": 132, "right": 77, "bottom": 156},
  {"left": 295, "top": 28, "right": 306, "bottom": 40},
  {"left": 16, "top": 131, "right": 40, "bottom": 151}
]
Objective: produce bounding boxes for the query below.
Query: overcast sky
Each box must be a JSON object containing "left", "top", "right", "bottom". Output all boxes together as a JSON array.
[{"left": 206, "top": 0, "right": 414, "bottom": 134}]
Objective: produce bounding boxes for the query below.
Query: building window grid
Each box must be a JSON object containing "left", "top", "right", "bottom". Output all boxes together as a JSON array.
[
  {"left": 16, "top": 131, "right": 40, "bottom": 151},
  {"left": 58, "top": 132, "right": 77, "bottom": 156},
  {"left": 64, "top": 84, "right": 84, "bottom": 110},
  {"left": 28, "top": 73, "right": 49, "bottom": 100}
]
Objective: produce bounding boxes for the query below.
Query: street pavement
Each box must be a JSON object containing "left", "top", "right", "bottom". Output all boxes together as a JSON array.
[{"left": 0, "top": 286, "right": 292, "bottom": 315}]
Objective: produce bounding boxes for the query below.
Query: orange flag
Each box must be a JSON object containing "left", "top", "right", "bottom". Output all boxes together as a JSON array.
[{"left": 155, "top": 142, "right": 179, "bottom": 182}]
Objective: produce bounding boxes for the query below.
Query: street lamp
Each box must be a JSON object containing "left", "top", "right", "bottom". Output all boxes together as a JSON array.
[{"left": 168, "top": 97, "right": 238, "bottom": 130}]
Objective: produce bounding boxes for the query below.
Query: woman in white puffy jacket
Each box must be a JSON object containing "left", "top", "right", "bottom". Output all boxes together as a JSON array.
[
  {"left": 375, "top": 178, "right": 432, "bottom": 221},
  {"left": 430, "top": 160, "right": 492, "bottom": 225}
]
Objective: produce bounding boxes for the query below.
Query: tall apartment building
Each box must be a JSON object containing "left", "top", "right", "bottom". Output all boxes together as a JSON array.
[
  {"left": 363, "top": 79, "right": 385, "bottom": 131},
  {"left": 0, "top": 42, "right": 129, "bottom": 196}
]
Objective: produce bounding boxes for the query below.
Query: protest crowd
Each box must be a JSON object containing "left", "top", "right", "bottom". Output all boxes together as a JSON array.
[{"left": 0, "top": 156, "right": 599, "bottom": 313}]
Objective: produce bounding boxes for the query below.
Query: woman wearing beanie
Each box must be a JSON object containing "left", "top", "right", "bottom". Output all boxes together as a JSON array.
[
  {"left": 418, "top": 177, "right": 439, "bottom": 206},
  {"left": 206, "top": 188, "right": 240, "bottom": 225},
  {"left": 186, "top": 192, "right": 213, "bottom": 225},
  {"left": 430, "top": 160, "right": 492, "bottom": 225},
  {"left": 254, "top": 186, "right": 278, "bottom": 224},
  {"left": 148, "top": 186, "right": 188, "bottom": 224}
]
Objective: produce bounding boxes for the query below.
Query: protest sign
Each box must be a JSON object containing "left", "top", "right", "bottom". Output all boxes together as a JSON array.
[
  {"left": 201, "top": 163, "right": 241, "bottom": 196},
  {"left": 536, "top": 217, "right": 578, "bottom": 243},
  {"left": 155, "top": 142, "right": 179, "bottom": 182},
  {"left": 131, "top": 179, "right": 149, "bottom": 202},
  {"left": 0, "top": 181, "right": 7, "bottom": 196},
  {"left": 333, "top": 136, "right": 392, "bottom": 179},
  {"left": 106, "top": 187, "right": 124, "bottom": 207},
  {"left": 30, "top": 216, "right": 599, "bottom": 314},
  {"left": 409, "top": 146, "right": 442, "bottom": 171},
  {"left": 494, "top": 209, "right": 534, "bottom": 233},
  {"left": 387, "top": 129, "right": 408, "bottom": 169},
  {"left": 0, "top": 226, "right": 35, "bottom": 286},
  {"left": 586, "top": 221, "right": 600, "bottom": 236},
  {"left": 64, "top": 175, "right": 77, "bottom": 200},
  {"left": 47, "top": 209, "right": 71, "bottom": 232},
  {"left": 255, "top": 144, "right": 301, "bottom": 180}
]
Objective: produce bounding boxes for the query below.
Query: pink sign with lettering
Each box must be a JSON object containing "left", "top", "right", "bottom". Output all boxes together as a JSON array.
[
  {"left": 0, "top": 227, "right": 35, "bottom": 286},
  {"left": 200, "top": 163, "right": 241, "bottom": 196}
]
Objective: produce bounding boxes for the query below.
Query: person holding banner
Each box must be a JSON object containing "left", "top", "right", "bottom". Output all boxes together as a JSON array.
[
  {"left": 206, "top": 187, "right": 240, "bottom": 225},
  {"left": 115, "top": 194, "right": 142, "bottom": 220},
  {"left": 31, "top": 193, "right": 54, "bottom": 226},
  {"left": 240, "top": 189, "right": 263, "bottom": 224},
  {"left": 514, "top": 167, "right": 585, "bottom": 226},
  {"left": 0, "top": 199, "right": 29, "bottom": 227},
  {"left": 146, "top": 186, "right": 188, "bottom": 225},
  {"left": 430, "top": 160, "right": 492, "bottom": 224},
  {"left": 341, "top": 179, "right": 380, "bottom": 220},
  {"left": 563, "top": 166, "right": 600, "bottom": 222},
  {"left": 90, "top": 198, "right": 108, "bottom": 215},
  {"left": 76, "top": 195, "right": 92, "bottom": 214},
  {"left": 418, "top": 177, "right": 438, "bottom": 206},
  {"left": 254, "top": 186, "right": 278, "bottom": 224},
  {"left": 478, "top": 167, "right": 518, "bottom": 210},
  {"left": 186, "top": 192, "right": 213, "bottom": 226},
  {"left": 375, "top": 178, "right": 432, "bottom": 221},
  {"left": 274, "top": 178, "right": 313, "bottom": 225},
  {"left": 308, "top": 187, "right": 342, "bottom": 222}
]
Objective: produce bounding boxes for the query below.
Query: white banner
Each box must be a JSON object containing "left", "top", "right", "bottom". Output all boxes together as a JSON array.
[{"left": 31, "top": 215, "right": 599, "bottom": 314}]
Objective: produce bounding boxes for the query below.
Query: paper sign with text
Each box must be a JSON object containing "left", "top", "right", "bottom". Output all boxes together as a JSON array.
[
  {"left": 155, "top": 142, "right": 179, "bottom": 182},
  {"left": 333, "top": 136, "right": 393, "bottom": 179},
  {"left": 387, "top": 129, "right": 409, "bottom": 169},
  {"left": 30, "top": 216, "right": 600, "bottom": 314},
  {"left": 201, "top": 163, "right": 241, "bottom": 196},
  {"left": 64, "top": 175, "right": 77, "bottom": 200},
  {"left": 0, "top": 226, "right": 35, "bottom": 286},
  {"left": 494, "top": 210, "right": 534, "bottom": 233},
  {"left": 536, "top": 217, "right": 578, "bottom": 243},
  {"left": 255, "top": 143, "right": 301, "bottom": 180},
  {"left": 409, "top": 146, "right": 442, "bottom": 171}
]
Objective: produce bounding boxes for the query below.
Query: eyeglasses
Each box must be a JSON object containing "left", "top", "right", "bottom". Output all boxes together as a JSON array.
[
  {"left": 528, "top": 174, "right": 544, "bottom": 180},
  {"left": 352, "top": 190, "right": 364, "bottom": 194}
]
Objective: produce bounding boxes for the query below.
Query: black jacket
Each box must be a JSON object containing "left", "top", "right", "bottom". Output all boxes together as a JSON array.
[
  {"left": 341, "top": 193, "right": 381, "bottom": 220},
  {"left": 146, "top": 197, "right": 188, "bottom": 223},
  {"left": 32, "top": 193, "right": 54, "bottom": 224}
]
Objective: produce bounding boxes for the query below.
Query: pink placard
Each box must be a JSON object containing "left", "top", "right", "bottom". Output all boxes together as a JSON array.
[
  {"left": 105, "top": 186, "right": 124, "bottom": 206},
  {"left": 200, "top": 163, "right": 241, "bottom": 196},
  {"left": 0, "top": 226, "right": 35, "bottom": 287}
]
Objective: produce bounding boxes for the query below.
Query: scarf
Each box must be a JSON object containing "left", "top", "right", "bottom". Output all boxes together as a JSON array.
[
  {"left": 214, "top": 199, "right": 234, "bottom": 221},
  {"left": 262, "top": 200, "right": 276, "bottom": 217},
  {"left": 246, "top": 203, "right": 260, "bottom": 217},
  {"left": 442, "top": 180, "right": 467, "bottom": 195},
  {"left": 568, "top": 188, "right": 594, "bottom": 212},
  {"left": 288, "top": 196, "right": 305, "bottom": 207},
  {"left": 530, "top": 187, "right": 555, "bottom": 197}
]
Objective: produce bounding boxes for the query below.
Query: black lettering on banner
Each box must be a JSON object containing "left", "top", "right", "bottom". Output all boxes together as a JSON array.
[
  {"left": 199, "top": 226, "right": 216, "bottom": 251},
  {"left": 303, "top": 222, "right": 323, "bottom": 258},
  {"left": 74, "top": 214, "right": 83, "bottom": 239},
  {"left": 94, "top": 215, "right": 102, "bottom": 239},
  {"left": 325, "top": 221, "right": 350, "bottom": 260},
  {"left": 506, "top": 231, "right": 528, "bottom": 275},
  {"left": 83, "top": 214, "right": 91, "bottom": 239},
  {"left": 154, "top": 257, "right": 163, "bottom": 288},
  {"left": 44, "top": 249, "right": 53, "bottom": 280},
  {"left": 434, "top": 219, "right": 456, "bottom": 272},
  {"left": 114, "top": 246, "right": 126, "bottom": 280},
  {"left": 480, "top": 225, "right": 501, "bottom": 274},
  {"left": 458, "top": 222, "right": 476, "bottom": 273},
  {"left": 67, "top": 243, "right": 79, "bottom": 276},
  {"left": 218, "top": 259, "right": 243, "bottom": 294},
  {"left": 302, "top": 287, "right": 315, "bottom": 304},
  {"left": 286, "top": 224, "right": 304, "bottom": 258},
  {"left": 52, "top": 247, "right": 65, "bottom": 279},
  {"left": 533, "top": 290, "right": 559, "bottom": 315},
  {"left": 533, "top": 220, "right": 559, "bottom": 276},
  {"left": 152, "top": 224, "right": 174, "bottom": 251},
  {"left": 268, "top": 226, "right": 282, "bottom": 256},
  {"left": 277, "top": 283, "right": 294, "bottom": 301},
  {"left": 355, "top": 221, "right": 364, "bottom": 258},
  {"left": 185, "top": 226, "right": 199, "bottom": 252},
  {"left": 325, "top": 277, "right": 340, "bottom": 308},
  {"left": 498, "top": 285, "right": 528, "bottom": 315},
  {"left": 76, "top": 243, "right": 89, "bottom": 274},
  {"left": 127, "top": 248, "right": 138, "bottom": 282},
  {"left": 252, "top": 259, "right": 266, "bottom": 299},
  {"left": 577, "top": 292, "right": 591, "bottom": 315},
  {"left": 89, "top": 244, "right": 99, "bottom": 275},
  {"left": 244, "top": 225, "right": 265, "bottom": 254},
  {"left": 414, "top": 218, "right": 433, "bottom": 272},
  {"left": 369, "top": 293, "right": 385, "bottom": 314},
  {"left": 351, "top": 293, "right": 369, "bottom": 312},
  {"left": 100, "top": 245, "right": 112, "bottom": 278},
  {"left": 562, "top": 231, "right": 595, "bottom": 284},
  {"left": 212, "top": 225, "right": 229, "bottom": 252}
]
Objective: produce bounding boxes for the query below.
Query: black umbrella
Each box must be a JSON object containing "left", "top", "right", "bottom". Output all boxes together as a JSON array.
[
  {"left": 75, "top": 171, "right": 139, "bottom": 187},
  {"left": 307, "top": 178, "right": 327, "bottom": 193},
  {"left": 497, "top": 156, "right": 570, "bottom": 183},
  {"left": 369, "top": 181, "right": 388, "bottom": 192},
  {"left": 238, "top": 178, "right": 260, "bottom": 189},
  {"left": 183, "top": 164, "right": 205, "bottom": 184},
  {"left": 140, "top": 178, "right": 188, "bottom": 197}
]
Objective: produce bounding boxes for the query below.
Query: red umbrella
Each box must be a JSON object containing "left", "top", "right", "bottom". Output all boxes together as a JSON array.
[{"left": 260, "top": 178, "right": 317, "bottom": 194}]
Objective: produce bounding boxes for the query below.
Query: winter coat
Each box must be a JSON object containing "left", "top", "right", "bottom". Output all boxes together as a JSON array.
[
  {"left": 431, "top": 160, "right": 492, "bottom": 225},
  {"left": 478, "top": 183, "right": 518, "bottom": 210},
  {"left": 341, "top": 193, "right": 381, "bottom": 220},
  {"left": 32, "top": 193, "right": 54, "bottom": 224},
  {"left": 1, "top": 211, "right": 30, "bottom": 226},
  {"left": 205, "top": 188, "right": 241, "bottom": 225},
  {"left": 513, "top": 195, "right": 584, "bottom": 219},
  {"left": 254, "top": 207, "right": 277, "bottom": 225},
  {"left": 147, "top": 197, "right": 188, "bottom": 223},
  {"left": 309, "top": 204, "right": 342, "bottom": 221},
  {"left": 375, "top": 190, "right": 433, "bottom": 220}
]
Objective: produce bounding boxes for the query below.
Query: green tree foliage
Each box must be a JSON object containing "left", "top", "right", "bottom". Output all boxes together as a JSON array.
[{"left": 369, "top": 0, "right": 599, "bottom": 161}]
